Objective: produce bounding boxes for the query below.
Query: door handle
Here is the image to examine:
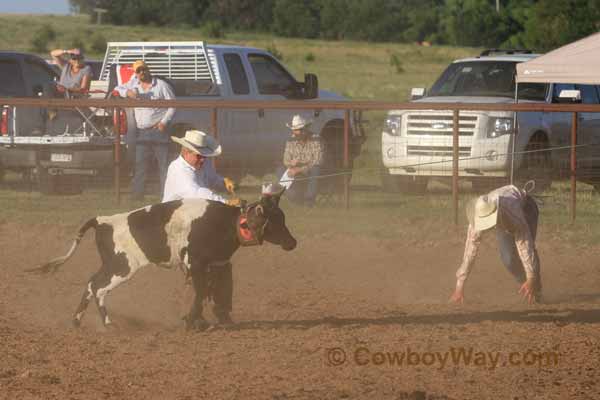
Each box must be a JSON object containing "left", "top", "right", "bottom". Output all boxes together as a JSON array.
[{"left": 258, "top": 109, "right": 265, "bottom": 118}]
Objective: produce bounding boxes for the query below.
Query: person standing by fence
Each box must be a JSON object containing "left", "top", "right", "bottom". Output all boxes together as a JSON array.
[{"left": 127, "top": 60, "right": 176, "bottom": 201}]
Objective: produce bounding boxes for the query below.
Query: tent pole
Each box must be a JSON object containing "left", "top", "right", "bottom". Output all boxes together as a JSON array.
[{"left": 510, "top": 82, "right": 518, "bottom": 185}]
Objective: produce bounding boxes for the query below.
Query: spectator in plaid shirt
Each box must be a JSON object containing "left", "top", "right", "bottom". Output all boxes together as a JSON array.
[{"left": 278, "top": 115, "right": 324, "bottom": 207}]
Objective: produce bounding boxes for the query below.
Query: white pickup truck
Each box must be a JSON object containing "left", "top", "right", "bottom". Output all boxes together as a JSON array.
[
  {"left": 380, "top": 49, "right": 577, "bottom": 193},
  {"left": 95, "top": 41, "right": 364, "bottom": 182},
  {"left": 0, "top": 42, "right": 364, "bottom": 193}
]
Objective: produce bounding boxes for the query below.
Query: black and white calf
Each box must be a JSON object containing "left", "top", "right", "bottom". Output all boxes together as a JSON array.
[{"left": 31, "top": 188, "right": 296, "bottom": 329}]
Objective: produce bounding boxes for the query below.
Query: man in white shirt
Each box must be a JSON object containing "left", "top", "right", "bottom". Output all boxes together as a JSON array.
[
  {"left": 163, "top": 129, "right": 239, "bottom": 325},
  {"left": 162, "top": 130, "right": 237, "bottom": 204}
]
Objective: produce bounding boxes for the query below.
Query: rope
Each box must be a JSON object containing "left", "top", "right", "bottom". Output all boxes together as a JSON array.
[{"left": 281, "top": 141, "right": 600, "bottom": 183}]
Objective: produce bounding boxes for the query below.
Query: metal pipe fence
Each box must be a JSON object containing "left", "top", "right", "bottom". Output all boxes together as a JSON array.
[{"left": 1, "top": 96, "right": 599, "bottom": 224}]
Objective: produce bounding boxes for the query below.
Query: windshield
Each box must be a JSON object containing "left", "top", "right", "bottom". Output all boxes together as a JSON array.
[{"left": 429, "top": 60, "right": 546, "bottom": 100}]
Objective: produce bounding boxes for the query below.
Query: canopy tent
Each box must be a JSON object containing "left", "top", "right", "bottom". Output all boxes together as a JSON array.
[{"left": 516, "top": 31, "right": 600, "bottom": 84}]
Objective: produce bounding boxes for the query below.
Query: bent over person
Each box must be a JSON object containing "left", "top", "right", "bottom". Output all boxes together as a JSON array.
[
  {"left": 163, "top": 129, "right": 238, "bottom": 326},
  {"left": 449, "top": 184, "right": 542, "bottom": 304}
]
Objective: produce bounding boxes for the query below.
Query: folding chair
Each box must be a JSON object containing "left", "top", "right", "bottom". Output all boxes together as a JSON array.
[{"left": 66, "top": 88, "right": 111, "bottom": 136}]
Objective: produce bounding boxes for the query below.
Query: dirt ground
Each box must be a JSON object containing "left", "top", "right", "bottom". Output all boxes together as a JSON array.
[{"left": 2, "top": 220, "right": 600, "bottom": 400}]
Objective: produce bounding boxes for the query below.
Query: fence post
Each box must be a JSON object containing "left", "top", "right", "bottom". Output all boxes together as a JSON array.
[
  {"left": 344, "top": 110, "right": 350, "bottom": 210},
  {"left": 113, "top": 107, "right": 121, "bottom": 204},
  {"left": 211, "top": 108, "right": 219, "bottom": 169},
  {"left": 571, "top": 111, "right": 577, "bottom": 223},
  {"left": 211, "top": 107, "right": 218, "bottom": 138},
  {"left": 452, "top": 109, "right": 460, "bottom": 225}
]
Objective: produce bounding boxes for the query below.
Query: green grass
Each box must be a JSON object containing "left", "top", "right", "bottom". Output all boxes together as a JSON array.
[
  {"left": 0, "top": 13, "right": 475, "bottom": 103},
  {"left": 2, "top": 174, "right": 600, "bottom": 246}
]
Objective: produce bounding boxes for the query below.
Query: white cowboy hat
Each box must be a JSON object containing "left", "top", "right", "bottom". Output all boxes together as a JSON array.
[
  {"left": 286, "top": 114, "right": 313, "bottom": 130},
  {"left": 466, "top": 195, "right": 499, "bottom": 231},
  {"left": 171, "top": 130, "right": 222, "bottom": 157}
]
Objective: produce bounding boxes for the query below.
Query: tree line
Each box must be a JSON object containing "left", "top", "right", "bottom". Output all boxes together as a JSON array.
[{"left": 70, "top": 0, "right": 600, "bottom": 51}]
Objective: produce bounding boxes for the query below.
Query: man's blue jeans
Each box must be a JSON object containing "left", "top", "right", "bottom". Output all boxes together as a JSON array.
[
  {"left": 496, "top": 196, "right": 541, "bottom": 288},
  {"left": 277, "top": 166, "right": 320, "bottom": 206},
  {"left": 132, "top": 135, "right": 169, "bottom": 198}
]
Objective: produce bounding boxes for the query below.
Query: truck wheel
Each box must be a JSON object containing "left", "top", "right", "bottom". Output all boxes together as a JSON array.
[{"left": 516, "top": 133, "right": 552, "bottom": 192}]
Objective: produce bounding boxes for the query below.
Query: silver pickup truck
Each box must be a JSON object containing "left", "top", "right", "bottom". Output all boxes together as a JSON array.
[
  {"left": 381, "top": 49, "right": 600, "bottom": 192},
  {"left": 95, "top": 41, "right": 364, "bottom": 182}
]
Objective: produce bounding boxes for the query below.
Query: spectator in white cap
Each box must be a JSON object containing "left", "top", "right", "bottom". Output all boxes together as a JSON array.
[
  {"left": 162, "top": 129, "right": 238, "bottom": 205},
  {"left": 449, "top": 184, "right": 542, "bottom": 305},
  {"left": 278, "top": 114, "right": 324, "bottom": 207}
]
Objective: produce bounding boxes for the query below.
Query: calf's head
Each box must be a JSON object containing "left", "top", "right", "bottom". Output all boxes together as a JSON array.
[{"left": 245, "top": 186, "right": 296, "bottom": 251}]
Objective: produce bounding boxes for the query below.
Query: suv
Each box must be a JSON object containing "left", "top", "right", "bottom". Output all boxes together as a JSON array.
[{"left": 381, "top": 49, "right": 558, "bottom": 192}]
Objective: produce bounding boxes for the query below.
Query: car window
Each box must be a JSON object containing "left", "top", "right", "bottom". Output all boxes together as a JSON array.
[
  {"left": 0, "top": 60, "right": 26, "bottom": 96},
  {"left": 223, "top": 53, "right": 249, "bottom": 95},
  {"left": 25, "top": 59, "right": 56, "bottom": 94},
  {"left": 429, "top": 61, "right": 518, "bottom": 98},
  {"left": 247, "top": 53, "right": 296, "bottom": 95},
  {"left": 517, "top": 82, "right": 548, "bottom": 101},
  {"left": 86, "top": 61, "right": 103, "bottom": 80},
  {"left": 577, "top": 84, "right": 599, "bottom": 104},
  {"left": 552, "top": 83, "right": 575, "bottom": 102}
]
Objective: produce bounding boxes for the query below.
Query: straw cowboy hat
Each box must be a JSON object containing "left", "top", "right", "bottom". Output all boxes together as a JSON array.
[
  {"left": 466, "top": 194, "right": 499, "bottom": 231},
  {"left": 286, "top": 114, "right": 313, "bottom": 130},
  {"left": 171, "top": 130, "right": 222, "bottom": 157},
  {"left": 132, "top": 59, "right": 148, "bottom": 72}
]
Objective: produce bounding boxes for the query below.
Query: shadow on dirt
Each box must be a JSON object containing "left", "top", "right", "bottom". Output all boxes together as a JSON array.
[{"left": 227, "top": 308, "right": 600, "bottom": 331}]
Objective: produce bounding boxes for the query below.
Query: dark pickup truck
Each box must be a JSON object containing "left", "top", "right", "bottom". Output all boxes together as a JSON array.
[{"left": 0, "top": 51, "right": 118, "bottom": 193}]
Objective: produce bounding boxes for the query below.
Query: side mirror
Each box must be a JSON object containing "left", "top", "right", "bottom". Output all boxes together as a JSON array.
[
  {"left": 410, "top": 87, "right": 426, "bottom": 100},
  {"left": 555, "top": 89, "right": 581, "bottom": 104},
  {"left": 303, "top": 73, "right": 318, "bottom": 99}
]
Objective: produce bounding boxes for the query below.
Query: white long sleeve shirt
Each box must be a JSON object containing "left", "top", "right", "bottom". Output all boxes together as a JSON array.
[
  {"left": 455, "top": 185, "right": 538, "bottom": 288},
  {"left": 162, "top": 156, "right": 227, "bottom": 203}
]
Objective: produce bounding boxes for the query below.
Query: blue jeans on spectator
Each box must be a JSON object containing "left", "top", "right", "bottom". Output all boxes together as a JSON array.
[
  {"left": 277, "top": 166, "right": 320, "bottom": 207},
  {"left": 496, "top": 196, "right": 541, "bottom": 290},
  {"left": 132, "top": 128, "right": 169, "bottom": 198}
]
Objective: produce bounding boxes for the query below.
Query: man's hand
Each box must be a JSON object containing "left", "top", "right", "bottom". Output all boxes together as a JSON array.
[
  {"left": 449, "top": 287, "right": 465, "bottom": 304},
  {"left": 288, "top": 166, "right": 304, "bottom": 178},
  {"left": 156, "top": 122, "right": 166, "bottom": 132},
  {"left": 518, "top": 278, "right": 537, "bottom": 304},
  {"left": 224, "top": 177, "right": 237, "bottom": 194},
  {"left": 226, "top": 198, "right": 242, "bottom": 207},
  {"left": 126, "top": 89, "right": 138, "bottom": 99}
]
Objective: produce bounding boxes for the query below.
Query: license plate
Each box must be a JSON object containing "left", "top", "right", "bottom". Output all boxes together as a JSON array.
[{"left": 50, "top": 153, "right": 72, "bottom": 162}]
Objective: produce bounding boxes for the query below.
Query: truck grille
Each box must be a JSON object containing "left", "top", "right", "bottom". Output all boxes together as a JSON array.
[
  {"left": 407, "top": 145, "right": 471, "bottom": 157},
  {"left": 406, "top": 113, "right": 478, "bottom": 136}
]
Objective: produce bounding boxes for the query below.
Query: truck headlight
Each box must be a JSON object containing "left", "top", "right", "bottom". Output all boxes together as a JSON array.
[
  {"left": 383, "top": 115, "right": 403, "bottom": 136},
  {"left": 488, "top": 117, "right": 513, "bottom": 138}
]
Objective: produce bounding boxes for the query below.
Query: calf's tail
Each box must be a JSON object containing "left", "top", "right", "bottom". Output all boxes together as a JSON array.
[{"left": 26, "top": 218, "right": 98, "bottom": 274}]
